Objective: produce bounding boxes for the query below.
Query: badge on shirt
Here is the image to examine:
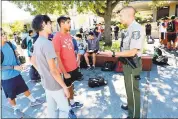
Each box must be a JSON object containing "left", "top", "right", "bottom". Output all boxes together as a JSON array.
[{"left": 132, "top": 31, "right": 140, "bottom": 40}]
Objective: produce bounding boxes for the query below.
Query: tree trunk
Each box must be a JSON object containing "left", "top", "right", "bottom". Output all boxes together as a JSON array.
[
  {"left": 103, "top": 0, "right": 112, "bottom": 46},
  {"left": 104, "top": 15, "right": 112, "bottom": 46}
]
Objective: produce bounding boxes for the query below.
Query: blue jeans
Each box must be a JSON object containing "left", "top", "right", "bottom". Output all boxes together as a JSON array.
[{"left": 45, "top": 89, "right": 70, "bottom": 118}]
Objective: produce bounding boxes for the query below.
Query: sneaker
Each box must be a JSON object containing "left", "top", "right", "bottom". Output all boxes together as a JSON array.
[
  {"left": 77, "top": 73, "right": 84, "bottom": 81},
  {"left": 91, "top": 66, "right": 95, "bottom": 70},
  {"left": 30, "top": 99, "right": 44, "bottom": 107},
  {"left": 71, "top": 102, "right": 83, "bottom": 109},
  {"left": 87, "top": 66, "right": 91, "bottom": 70},
  {"left": 14, "top": 109, "right": 24, "bottom": 117},
  {"left": 68, "top": 109, "right": 77, "bottom": 119},
  {"left": 121, "top": 104, "right": 128, "bottom": 110}
]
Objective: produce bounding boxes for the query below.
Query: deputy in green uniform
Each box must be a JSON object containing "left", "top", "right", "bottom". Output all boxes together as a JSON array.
[{"left": 101, "top": 6, "right": 145, "bottom": 118}]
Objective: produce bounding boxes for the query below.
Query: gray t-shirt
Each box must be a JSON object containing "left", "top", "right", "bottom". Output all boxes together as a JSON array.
[{"left": 33, "top": 36, "right": 62, "bottom": 91}]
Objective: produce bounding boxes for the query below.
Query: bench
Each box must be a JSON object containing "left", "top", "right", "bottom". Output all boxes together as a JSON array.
[{"left": 95, "top": 54, "right": 152, "bottom": 71}]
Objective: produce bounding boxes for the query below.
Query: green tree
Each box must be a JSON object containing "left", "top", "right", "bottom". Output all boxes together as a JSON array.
[
  {"left": 12, "top": 0, "right": 131, "bottom": 46},
  {"left": 9, "top": 21, "right": 24, "bottom": 34},
  {"left": 148, "top": 0, "right": 170, "bottom": 10}
]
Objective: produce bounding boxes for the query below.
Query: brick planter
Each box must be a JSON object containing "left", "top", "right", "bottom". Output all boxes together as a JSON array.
[
  {"left": 95, "top": 54, "right": 117, "bottom": 67},
  {"left": 95, "top": 54, "right": 153, "bottom": 71},
  {"left": 141, "top": 55, "right": 153, "bottom": 71}
]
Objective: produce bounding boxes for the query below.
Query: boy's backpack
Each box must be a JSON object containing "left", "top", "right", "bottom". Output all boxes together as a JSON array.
[
  {"left": 1, "top": 51, "right": 4, "bottom": 64},
  {"left": 167, "top": 21, "right": 175, "bottom": 32},
  {"left": 1, "top": 41, "right": 19, "bottom": 65},
  {"left": 21, "top": 37, "right": 28, "bottom": 49},
  {"left": 101, "top": 61, "right": 115, "bottom": 71},
  {"left": 88, "top": 76, "right": 107, "bottom": 88}
]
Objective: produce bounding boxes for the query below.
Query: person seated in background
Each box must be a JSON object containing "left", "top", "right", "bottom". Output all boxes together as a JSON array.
[
  {"left": 72, "top": 36, "right": 78, "bottom": 55},
  {"left": 84, "top": 31, "right": 101, "bottom": 70},
  {"left": 75, "top": 34, "right": 87, "bottom": 67}
]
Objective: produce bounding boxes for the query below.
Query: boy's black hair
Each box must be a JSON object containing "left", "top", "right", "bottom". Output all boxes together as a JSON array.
[
  {"left": 76, "top": 34, "right": 82, "bottom": 39},
  {"left": 94, "top": 27, "right": 98, "bottom": 30},
  {"left": 32, "top": 15, "right": 51, "bottom": 32},
  {"left": 29, "top": 30, "right": 33, "bottom": 35},
  {"left": 89, "top": 32, "right": 94, "bottom": 36},
  {"left": 57, "top": 16, "right": 71, "bottom": 27}
]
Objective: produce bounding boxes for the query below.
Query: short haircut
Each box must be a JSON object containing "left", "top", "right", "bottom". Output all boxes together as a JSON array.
[
  {"left": 76, "top": 34, "right": 82, "bottom": 39},
  {"left": 57, "top": 16, "right": 71, "bottom": 26},
  {"left": 32, "top": 15, "right": 51, "bottom": 32},
  {"left": 29, "top": 30, "right": 33, "bottom": 35},
  {"left": 118, "top": 6, "right": 136, "bottom": 15},
  {"left": 94, "top": 27, "right": 98, "bottom": 31},
  {"left": 89, "top": 32, "right": 94, "bottom": 36}
]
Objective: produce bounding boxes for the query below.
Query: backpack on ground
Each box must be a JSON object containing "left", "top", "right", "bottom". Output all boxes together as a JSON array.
[
  {"left": 147, "top": 36, "right": 154, "bottom": 44},
  {"left": 88, "top": 76, "right": 107, "bottom": 88},
  {"left": 101, "top": 61, "right": 115, "bottom": 71},
  {"left": 153, "top": 47, "right": 168, "bottom": 65},
  {"left": 153, "top": 55, "right": 168, "bottom": 65}
]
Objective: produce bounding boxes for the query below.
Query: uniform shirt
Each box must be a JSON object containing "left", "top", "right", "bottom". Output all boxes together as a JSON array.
[
  {"left": 122, "top": 20, "right": 145, "bottom": 57},
  {"left": 52, "top": 32, "right": 78, "bottom": 73},
  {"left": 33, "top": 36, "right": 62, "bottom": 91},
  {"left": 1, "top": 42, "right": 20, "bottom": 80}
]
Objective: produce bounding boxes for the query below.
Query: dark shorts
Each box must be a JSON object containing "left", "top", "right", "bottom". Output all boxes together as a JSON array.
[
  {"left": 63, "top": 68, "right": 80, "bottom": 87},
  {"left": 2, "top": 75, "right": 29, "bottom": 100},
  {"left": 167, "top": 33, "right": 176, "bottom": 42},
  {"left": 88, "top": 50, "right": 98, "bottom": 55},
  {"left": 161, "top": 32, "right": 166, "bottom": 39}
]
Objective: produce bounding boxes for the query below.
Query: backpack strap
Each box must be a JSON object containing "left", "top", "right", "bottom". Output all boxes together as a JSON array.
[
  {"left": 1, "top": 50, "right": 4, "bottom": 64},
  {"left": 6, "top": 42, "right": 19, "bottom": 65}
]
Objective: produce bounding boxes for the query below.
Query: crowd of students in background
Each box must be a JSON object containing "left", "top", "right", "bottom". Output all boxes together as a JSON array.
[{"left": 158, "top": 15, "right": 178, "bottom": 51}]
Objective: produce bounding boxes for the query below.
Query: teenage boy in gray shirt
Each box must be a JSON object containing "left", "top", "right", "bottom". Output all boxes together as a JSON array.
[{"left": 31, "top": 15, "right": 77, "bottom": 118}]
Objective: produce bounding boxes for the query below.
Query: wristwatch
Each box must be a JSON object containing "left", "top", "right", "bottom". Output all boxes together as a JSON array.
[{"left": 112, "top": 51, "right": 115, "bottom": 57}]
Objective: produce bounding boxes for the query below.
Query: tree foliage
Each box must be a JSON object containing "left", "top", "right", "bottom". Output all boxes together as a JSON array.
[
  {"left": 148, "top": 0, "right": 170, "bottom": 10},
  {"left": 12, "top": 0, "right": 132, "bottom": 45},
  {"left": 12, "top": 1, "right": 74, "bottom": 15}
]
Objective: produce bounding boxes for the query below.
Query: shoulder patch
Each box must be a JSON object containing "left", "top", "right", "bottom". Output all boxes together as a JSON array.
[{"left": 132, "top": 31, "right": 140, "bottom": 40}]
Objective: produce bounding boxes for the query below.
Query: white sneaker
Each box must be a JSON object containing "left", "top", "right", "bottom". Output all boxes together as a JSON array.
[{"left": 30, "top": 99, "right": 44, "bottom": 107}]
